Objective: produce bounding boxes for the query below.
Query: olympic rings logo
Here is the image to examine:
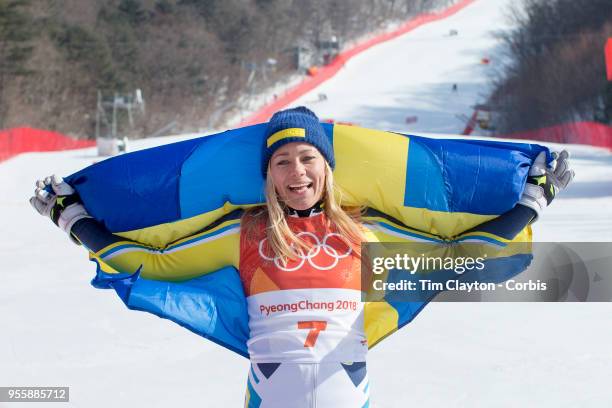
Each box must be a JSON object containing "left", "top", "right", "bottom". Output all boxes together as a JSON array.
[{"left": 258, "top": 232, "right": 353, "bottom": 271}]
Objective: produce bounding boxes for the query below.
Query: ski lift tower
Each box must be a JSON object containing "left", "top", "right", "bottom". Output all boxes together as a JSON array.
[
  {"left": 95, "top": 89, "right": 145, "bottom": 156},
  {"left": 292, "top": 44, "right": 314, "bottom": 72},
  {"left": 316, "top": 35, "right": 340, "bottom": 65}
]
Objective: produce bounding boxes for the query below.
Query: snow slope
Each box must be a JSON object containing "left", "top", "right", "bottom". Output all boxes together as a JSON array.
[{"left": 1, "top": 0, "right": 610, "bottom": 407}]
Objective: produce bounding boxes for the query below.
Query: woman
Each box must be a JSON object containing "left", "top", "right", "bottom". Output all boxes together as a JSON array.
[{"left": 31, "top": 107, "right": 573, "bottom": 407}]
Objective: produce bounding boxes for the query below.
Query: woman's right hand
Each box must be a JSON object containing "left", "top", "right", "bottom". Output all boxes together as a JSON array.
[{"left": 29, "top": 174, "right": 91, "bottom": 242}]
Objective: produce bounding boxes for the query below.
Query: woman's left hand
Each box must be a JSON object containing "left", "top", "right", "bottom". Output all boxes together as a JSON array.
[{"left": 518, "top": 150, "right": 575, "bottom": 221}]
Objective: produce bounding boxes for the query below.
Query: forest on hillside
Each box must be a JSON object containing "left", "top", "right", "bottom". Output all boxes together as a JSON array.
[
  {"left": 3, "top": 0, "right": 610, "bottom": 138},
  {"left": 490, "top": 0, "right": 612, "bottom": 133},
  {"left": 0, "top": 0, "right": 453, "bottom": 138}
]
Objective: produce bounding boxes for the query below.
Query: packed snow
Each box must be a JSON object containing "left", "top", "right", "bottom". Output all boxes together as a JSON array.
[{"left": 1, "top": 0, "right": 610, "bottom": 407}]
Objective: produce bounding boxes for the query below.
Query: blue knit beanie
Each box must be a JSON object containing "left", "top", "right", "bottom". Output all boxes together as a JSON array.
[{"left": 262, "top": 106, "right": 335, "bottom": 175}]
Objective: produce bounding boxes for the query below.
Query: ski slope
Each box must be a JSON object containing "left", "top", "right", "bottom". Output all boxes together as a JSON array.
[{"left": 1, "top": 0, "right": 611, "bottom": 407}]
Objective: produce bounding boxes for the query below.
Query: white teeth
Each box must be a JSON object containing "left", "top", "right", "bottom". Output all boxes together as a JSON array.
[{"left": 288, "top": 182, "right": 314, "bottom": 192}]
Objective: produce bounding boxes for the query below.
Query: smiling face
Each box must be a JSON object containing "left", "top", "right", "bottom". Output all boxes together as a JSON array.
[{"left": 268, "top": 142, "right": 326, "bottom": 210}]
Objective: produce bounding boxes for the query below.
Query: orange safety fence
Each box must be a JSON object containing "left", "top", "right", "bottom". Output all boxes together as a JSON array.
[
  {"left": 499, "top": 121, "right": 612, "bottom": 151},
  {"left": 0, "top": 127, "right": 95, "bottom": 162}
]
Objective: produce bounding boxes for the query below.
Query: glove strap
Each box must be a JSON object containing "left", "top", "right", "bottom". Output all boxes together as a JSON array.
[
  {"left": 526, "top": 174, "right": 555, "bottom": 205},
  {"left": 50, "top": 194, "right": 81, "bottom": 226}
]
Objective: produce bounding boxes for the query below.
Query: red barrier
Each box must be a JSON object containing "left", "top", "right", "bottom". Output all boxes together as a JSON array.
[
  {"left": 240, "top": 0, "right": 476, "bottom": 126},
  {"left": 0, "top": 127, "right": 95, "bottom": 162},
  {"left": 500, "top": 122, "right": 612, "bottom": 150},
  {"left": 462, "top": 110, "right": 479, "bottom": 135}
]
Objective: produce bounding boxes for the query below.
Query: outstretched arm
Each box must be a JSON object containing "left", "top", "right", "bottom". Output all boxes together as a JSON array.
[
  {"left": 363, "top": 150, "right": 574, "bottom": 245},
  {"left": 455, "top": 149, "right": 574, "bottom": 242},
  {"left": 30, "top": 175, "right": 241, "bottom": 280},
  {"left": 456, "top": 204, "right": 535, "bottom": 241}
]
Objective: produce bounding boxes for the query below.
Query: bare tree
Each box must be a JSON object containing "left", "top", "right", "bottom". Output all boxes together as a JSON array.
[{"left": 0, "top": 0, "right": 33, "bottom": 128}]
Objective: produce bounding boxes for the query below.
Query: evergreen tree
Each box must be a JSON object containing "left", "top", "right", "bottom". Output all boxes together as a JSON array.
[{"left": 118, "top": 0, "right": 147, "bottom": 25}]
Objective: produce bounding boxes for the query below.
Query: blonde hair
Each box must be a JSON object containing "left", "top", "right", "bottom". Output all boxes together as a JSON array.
[{"left": 243, "top": 161, "right": 366, "bottom": 263}]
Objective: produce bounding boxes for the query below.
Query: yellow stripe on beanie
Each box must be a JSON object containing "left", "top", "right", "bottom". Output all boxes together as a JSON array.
[{"left": 266, "top": 127, "right": 306, "bottom": 147}]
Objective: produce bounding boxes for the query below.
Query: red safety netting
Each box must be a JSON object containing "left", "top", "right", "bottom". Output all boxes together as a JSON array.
[
  {"left": 239, "top": 0, "right": 476, "bottom": 126},
  {"left": 0, "top": 127, "right": 95, "bottom": 162},
  {"left": 500, "top": 122, "right": 612, "bottom": 151}
]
